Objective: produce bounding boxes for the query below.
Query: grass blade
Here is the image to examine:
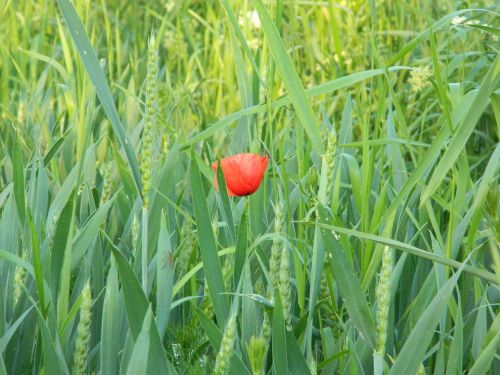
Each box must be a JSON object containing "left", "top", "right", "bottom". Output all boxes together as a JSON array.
[
  {"left": 252, "top": 0, "right": 324, "bottom": 155},
  {"left": 422, "top": 55, "right": 500, "bottom": 204},
  {"left": 388, "top": 269, "right": 463, "bottom": 375},
  {"left": 233, "top": 210, "right": 248, "bottom": 287},
  {"left": 100, "top": 261, "right": 122, "bottom": 375},
  {"left": 190, "top": 152, "right": 229, "bottom": 325},
  {"left": 272, "top": 296, "right": 288, "bottom": 375},
  {"left": 216, "top": 162, "right": 236, "bottom": 245},
  {"left": 125, "top": 308, "right": 151, "bottom": 375},
  {"left": 156, "top": 217, "right": 174, "bottom": 337},
  {"left": 12, "top": 135, "right": 25, "bottom": 224},
  {"left": 55, "top": 0, "right": 142, "bottom": 193},
  {"left": 320, "top": 223, "right": 377, "bottom": 348},
  {"left": 111, "top": 248, "right": 176, "bottom": 374},
  {"left": 313, "top": 221, "right": 497, "bottom": 284}
]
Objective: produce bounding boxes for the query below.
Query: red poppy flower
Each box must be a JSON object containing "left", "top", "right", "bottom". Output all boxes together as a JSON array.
[{"left": 211, "top": 153, "right": 268, "bottom": 197}]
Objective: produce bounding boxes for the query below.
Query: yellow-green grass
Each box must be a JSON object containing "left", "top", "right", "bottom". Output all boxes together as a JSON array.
[{"left": 0, "top": 0, "right": 499, "bottom": 374}]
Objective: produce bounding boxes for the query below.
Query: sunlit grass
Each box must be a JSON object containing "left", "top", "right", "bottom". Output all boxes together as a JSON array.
[{"left": 0, "top": 0, "right": 499, "bottom": 374}]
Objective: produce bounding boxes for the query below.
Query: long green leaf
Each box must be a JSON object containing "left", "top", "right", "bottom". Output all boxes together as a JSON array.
[
  {"left": 111, "top": 248, "right": 176, "bottom": 374},
  {"left": 50, "top": 191, "right": 74, "bottom": 295},
  {"left": 156, "top": 217, "right": 174, "bottom": 337},
  {"left": 313, "top": 222, "right": 497, "bottom": 284},
  {"left": 190, "top": 152, "right": 229, "bottom": 325},
  {"left": 36, "top": 310, "right": 65, "bottom": 375},
  {"left": 56, "top": 0, "right": 142, "bottom": 193},
  {"left": 233, "top": 210, "right": 248, "bottom": 287},
  {"left": 71, "top": 198, "right": 114, "bottom": 270},
  {"left": 27, "top": 212, "right": 46, "bottom": 316},
  {"left": 0, "top": 305, "right": 35, "bottom": 351},
  {"left": 126, "top": 309, "right": 151, "bottom": 375},
  {"left": 272, "top": 296, "right": 288, "bottom": 375},
  {"left": 445, "top": 302, "right": 463, "bottom": 375},
  {"left": 469, "top": 312, "right": 500, "bottom": 375},
  {"left": 422, "top": 55, "right": 500, "bottom": 203},
  {"left": 216, "top": 162, "right": 236, "bottom": 245},
  {"left": 320, "top": 222, "right": 377, "bottom": 348},
  {"left": 253, "top": 0, "right": 324, "bottom": 154},
  {"left": 100, "top": 261, "right": 122, "bottom": 375},
  {"left": 388, "top": 269, "right": 463, "bottom": 375},
  {"left": 12, "top": 135, "right": 25, "bottom": 224}
]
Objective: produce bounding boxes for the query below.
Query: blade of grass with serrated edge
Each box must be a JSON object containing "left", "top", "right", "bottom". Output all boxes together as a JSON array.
[
  {"left": 190, "top": 151, "right": 229, "bottom": 325},
  {"left": 422, "top": 55, "right": 500, "bottom": 204},
  {"left": 252, "top": 0, "right": 324, "bottom": 155},
  {"left": 111, "top": 248, "right": 177, "bottom": 374},
  {"left": 55, "top": 0, "right": 141, "bottom": 193},
  {"left": 388, "top": 269, "right": 463, "bottom": 375},
  {"left": 100, "top": 261, "right": 122, "bottom": 375}
]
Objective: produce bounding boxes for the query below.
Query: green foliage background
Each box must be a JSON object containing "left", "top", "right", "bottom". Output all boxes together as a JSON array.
[{"left": 0, "top": 0, "right": 499, "bottom": 374}]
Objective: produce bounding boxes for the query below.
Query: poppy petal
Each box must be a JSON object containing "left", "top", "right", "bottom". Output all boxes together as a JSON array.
[{"left": 211, "top": 153, "right": 268, "bottom": 197}]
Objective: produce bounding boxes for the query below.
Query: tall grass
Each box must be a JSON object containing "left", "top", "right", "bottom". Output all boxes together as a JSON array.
[{"left": 1, "top": 0, "right": 499, "bottom": 374}]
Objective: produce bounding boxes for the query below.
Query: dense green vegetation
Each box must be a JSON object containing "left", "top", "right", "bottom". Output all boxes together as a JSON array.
[{"left": 1, "top": 0, "right": 499, "bottom": 374}]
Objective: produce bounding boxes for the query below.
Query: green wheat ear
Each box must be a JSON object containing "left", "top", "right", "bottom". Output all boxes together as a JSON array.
[
  {"left": 375, "top": 245, "right": 394, "bottom": 356},
  {"left": 213, "top": 314, "right": 237, "bottom": 375},
  {"left": 279, "top": 246, "right": 292, "bottom": 330},
  {"left": 175, "top": 220, "right": 196, "bottom": 278},
  {"left": 247, "top": 335, "right": 267, "bottom": 375},
  {"left": 325, "top": 127, "right": 337, "bottom": 201},
  {"left": 13, "top": 250, "right": 29, "bottom": 306},
  {"left": 100, "top": 162, "right": 113, "bottom": 204},
  {"left": 269, "top": 203, "right": 284, "bottom": 294},
  {"left": 140, "top": 31, "right": 159, "bottom": 209},
  {"left": 73, "top": 280, "right": 92, "bottom": 375}
]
